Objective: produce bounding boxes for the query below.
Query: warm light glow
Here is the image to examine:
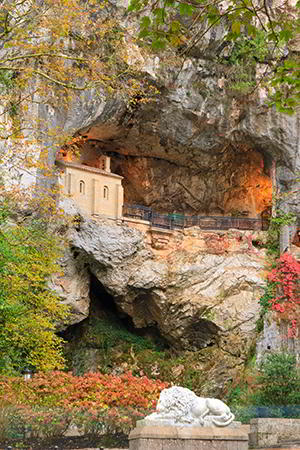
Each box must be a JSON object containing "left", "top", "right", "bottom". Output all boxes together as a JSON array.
[{"left": 224, "top": 151, "right": 273, "bottom": 217}]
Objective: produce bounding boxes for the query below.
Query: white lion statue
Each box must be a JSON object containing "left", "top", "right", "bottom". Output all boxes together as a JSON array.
[{"left": 145, "top": 386, "right": 235, "bottom": 427}]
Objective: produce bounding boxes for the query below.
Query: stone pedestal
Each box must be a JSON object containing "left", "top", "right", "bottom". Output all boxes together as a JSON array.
[
  {"left": 249, "top": 418, "right": 300, "bottom": 448},
  {"left": 129, "top": 424, "right": 248, "bottom": 450}
]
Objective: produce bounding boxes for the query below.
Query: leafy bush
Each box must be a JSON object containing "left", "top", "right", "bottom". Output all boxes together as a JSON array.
[
  {"left": 0, "top": 371, "right": 168, "bottom": 438},
  {"left": 252, "top": 353, "right": 300, "bottom": 410},
  {"left": 73, "top": 406, "right": 150, "bottom": 435},
  {"left": 227, "top": 353, "right": 300, "bottom": 422},
  {"left": 257, "top": 250, "right": 300, "bottom": 335},
  {"left": 0, "top": 205, "right": 69, "bottom": 374},
  {"left": 266, "top": 211, "right": 296, "bottom": 256},
  {"left": 231, "top": 404, "right": 300, "bottom": 422},
  {"left": 266, "top": 253, "right": 300, "bottom": 335},
  {"left": 19, "top": 407, "right": 72, "bottom": 438},
  {"left": 0, "top": 405, "right": 26, "bottom": 441}
]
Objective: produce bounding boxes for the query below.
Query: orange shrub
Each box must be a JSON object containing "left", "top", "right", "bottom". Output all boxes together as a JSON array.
[{"left": 0, "top": 371, "right": 168, "bottom": 437}]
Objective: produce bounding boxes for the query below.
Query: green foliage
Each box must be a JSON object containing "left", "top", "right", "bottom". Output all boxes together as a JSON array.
[
  {"left": 270, "top": 210, "right": 297, "bottom": 227},
  {"left": 128, "top": 0, "right": 300, "bottom": 111},
  {"left": 227, "top": 32, "right": 269, "bottom": 66},
  {"left": 252, "top": 353, "right": 300, "bottom": 414},
  {"left": 267, "top": 210, "right": 296, "bottom": 256},
  {"left": 86, "top": 317, "right": 157, "bottom": 352},
  {"left": 0, "top": 200, "right": 11, "bottom": 224},
  {"left": 256, "top": 280, "right": 277, "bottom": 332},
  {"left": 230, "top": 405, "right": 258, "bottom": 423},
  {"left": 225, "top": 381, "right": 258, "bottom": 423},
  {"left": 0, "top": 205, "right": 68, "bottom": 374},
  {"left": 224, "top": 32, "right": 269, "bottom": 95},
  {"left": 66, "top": 314, "right": 163, "bottom": 375},
  {"left": 0, "top": 70, "right": 15, "bottom": 92},
  {"left": 270, "top": 58, "right": 300, "bottom": 114},
  {"left": 226, "top": 353, "right": 300, "bottom": 422}
]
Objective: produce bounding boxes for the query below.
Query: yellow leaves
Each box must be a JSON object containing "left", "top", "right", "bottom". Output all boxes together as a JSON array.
[
  {"left": 0, "top": 213, "right": 70, "bottom": 373},
  {"left": 0, "top": 0, "right": 157, "bottom": 127},
  {"left": 232, "top": 22, "right": 241, "bottom": 34}
]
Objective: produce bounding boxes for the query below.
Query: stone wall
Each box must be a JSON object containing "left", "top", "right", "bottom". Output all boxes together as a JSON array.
[
  {"left": 129, "top": 425, "right": 248, "bottom": 450},
  {"left": 57, "top": 161, "right": 124, "bottom": 219},
  {"left": 123, "top": 217, "right": 267, "bottom": 256},
  {"left": 249, "top": 418, "right": 300, "bottom": 448}
]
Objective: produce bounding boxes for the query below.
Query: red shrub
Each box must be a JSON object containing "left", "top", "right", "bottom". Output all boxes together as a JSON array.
[
  {"left": 267, "top": 252, "right": 300, "bottom": 336},
  {"left": 0, "top": 371, "right": 168, "bottom": 435}
]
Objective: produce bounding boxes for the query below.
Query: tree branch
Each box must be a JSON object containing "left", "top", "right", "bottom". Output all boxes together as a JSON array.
[
  {"left": 0, "top": 66, "right": 88, "bottom": 90},
  {"left": 1, "top": 53, "right": 88, "bottom": 63}
]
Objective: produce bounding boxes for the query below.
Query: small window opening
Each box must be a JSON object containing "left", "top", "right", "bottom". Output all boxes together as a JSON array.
[
  {"left": 79, "top": 180, "right": 85, "bottom": 195},
  {"left": 103, "top": 185, "right": 109, "bottom": 199}
]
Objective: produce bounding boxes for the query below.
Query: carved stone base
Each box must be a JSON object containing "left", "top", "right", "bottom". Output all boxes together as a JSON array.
[{"left": 129, "top": 424, "right": 248, "bottom": 450}]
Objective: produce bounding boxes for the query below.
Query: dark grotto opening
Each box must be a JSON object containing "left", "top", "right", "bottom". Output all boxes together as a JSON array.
[
  {"left": 89, "top": 273, "right": 169, "bottom": 349},
  {"left": 60, "top": 272, "right": 169, "bottom": 374},
  {"left": 184, "top": 319, "right": 221, "bottom": 350}
]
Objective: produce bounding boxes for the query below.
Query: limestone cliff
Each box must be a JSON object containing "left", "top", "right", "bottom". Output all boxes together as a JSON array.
[
  {"left": 2, "top": 0, "right": 299, "bottom": 219},
  {"left": 51, "top": 216, "right": 266, "bottom": 355},
  {"left": 1, "top": 0, "right": 299, "bottom": 385}
]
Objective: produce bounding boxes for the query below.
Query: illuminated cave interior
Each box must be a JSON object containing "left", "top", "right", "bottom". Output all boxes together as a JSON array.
[{"left": 58, "top": 135, "right": 273, "bottom": 218}]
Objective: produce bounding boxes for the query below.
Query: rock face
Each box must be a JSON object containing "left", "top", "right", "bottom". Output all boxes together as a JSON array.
[
  {"left": 256, "top": 311, "right": 300, "bottom": 364},
  {"left": 2, "top": 1, "right": 298, "bottom": 219},
  {"left": 49, "top": 248, "right": 90, "bottom": 326},
  {"left": 1, "top": 0, "right": 299, "bottom": 372},
  {"left": 63, "top": 216, "right": 265, "bottom": 354},
  {"left": 70, "top": 42, "right": 299, "bottom": 217}
]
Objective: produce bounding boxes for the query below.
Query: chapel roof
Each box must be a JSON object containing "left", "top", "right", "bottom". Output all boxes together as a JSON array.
[{"left": 55, "top": 160, "right": 123, "bottom": 180}]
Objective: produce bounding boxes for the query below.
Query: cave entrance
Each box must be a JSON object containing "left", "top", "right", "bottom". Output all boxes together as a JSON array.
[
  {"left": 89, "top": 273, "right": 169, "bottom": 349},
  {"left": 61, "top": 272, "right": 169, "bottom": 354},
  {"left": 89, "top": 272, "right": 123, "bottom": 318}
]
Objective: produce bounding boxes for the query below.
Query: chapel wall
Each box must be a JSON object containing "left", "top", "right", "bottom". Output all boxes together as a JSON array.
[{"left": 60, "top": 164, "right": 123, "bottom": 219}]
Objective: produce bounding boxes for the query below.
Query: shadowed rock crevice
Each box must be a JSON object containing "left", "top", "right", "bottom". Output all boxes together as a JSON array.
[
  {"left": 89, "top": 275, "right": 169, "bottom": 348},
  {"left": 184, "top": 319, "right": 221, "bottom": 350}
]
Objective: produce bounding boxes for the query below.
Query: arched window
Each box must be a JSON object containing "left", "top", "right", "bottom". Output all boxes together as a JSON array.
[
  {"left": 103, "top": 185, "right": 109, "bottom": 199},
  {"left": 79, "top": 180, "right": 85, "bottom": 195}
]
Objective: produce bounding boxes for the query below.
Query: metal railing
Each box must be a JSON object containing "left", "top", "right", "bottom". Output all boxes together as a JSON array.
[{"left": 123, "top": 204, "right": 270, "bottom": 231}]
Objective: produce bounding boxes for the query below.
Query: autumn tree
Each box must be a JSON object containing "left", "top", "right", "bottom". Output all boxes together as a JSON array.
[
  {"left": 0, "top": 0, "right": 159, "bottom": 196},
  {"left": 0, "top": 0, "right": 147, "bottom": 106},
  {"left": 0, "top": 200, "right": 69, "bottom": 374},
  {"left": 0, "top": 0, "right": 299, "bottom": 190},
  {"left": 0, "top": 0, "right": 160, "bottom": 375}
]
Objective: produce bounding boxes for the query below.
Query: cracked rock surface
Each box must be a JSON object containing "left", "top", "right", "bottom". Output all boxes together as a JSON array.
[{"left": 55, "top": 217, "right": 266, "bottom": 354}]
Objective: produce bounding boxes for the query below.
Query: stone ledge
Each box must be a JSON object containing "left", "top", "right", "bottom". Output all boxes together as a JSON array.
[
  {"left": 129, "top": 425, "right": 248, "bottom": 441},
  {"left": 250, "top": 418, "right": 300, "bottom": 449},
  {"left": 122, "top": 217, "right": 151, "bottom": 226}
]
